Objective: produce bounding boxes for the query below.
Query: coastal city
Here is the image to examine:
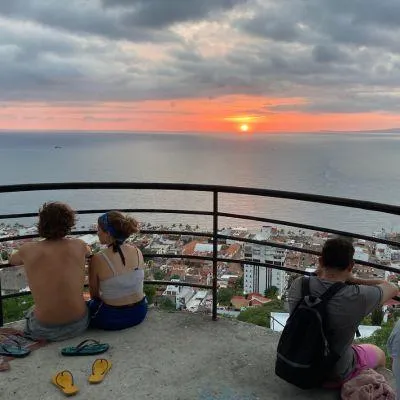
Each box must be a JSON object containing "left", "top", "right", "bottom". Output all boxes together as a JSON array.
[{"left": 1, "top": 221, "right": 400, "bottom": 332}]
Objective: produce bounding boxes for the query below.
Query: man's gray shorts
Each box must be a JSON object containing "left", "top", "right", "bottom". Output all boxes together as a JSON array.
[{"left": 24, "top": 307, "right": 90, "bottom": 342}]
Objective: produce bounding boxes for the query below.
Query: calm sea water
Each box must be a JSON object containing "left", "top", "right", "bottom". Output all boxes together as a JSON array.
[{"left": 1, "top": 131, "right": 400, "bottom": 235}]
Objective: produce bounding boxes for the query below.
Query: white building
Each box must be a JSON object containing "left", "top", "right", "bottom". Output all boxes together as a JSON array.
[
  {"left": 354, "top": 246, "right": 369, "bottom": 263},
  {"left": 243, "top": 226, "right": 287, "bottom": 297},
  {"left": 375, "top": 244, "right": 391, "bottom": 262},
  {"left": 148, "top": 243, "right": 171, "bottom": 255},
  {"left": 194, "top": 243, "right": 222, "bottom": 253},
  {"left": 185, "top": 290, "right": 209, "bottom": 312},
  {"left": 217, "top": 274, "right": 238, "bottom": 288},
  {"left": 391, "top": 250, "right": 400, "bottom": 262},
  {"left": 162, "top": 280, "right": 195, "bottom": 310},
  {"left": 373, "top": 229, "right": 387, "bottom": 239}
]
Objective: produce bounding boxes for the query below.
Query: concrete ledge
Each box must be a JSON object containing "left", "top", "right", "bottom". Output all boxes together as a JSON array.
[{"left": 2, "top": 310, "right": 341, "bottom": 399}]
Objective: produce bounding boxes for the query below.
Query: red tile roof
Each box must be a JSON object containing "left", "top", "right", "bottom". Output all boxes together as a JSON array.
[
  {"left": 182, "top": 240, "right": 200, "bottom": 256},
  {"left": 248, "top": 293, "right": 272, "bottom": 305},
  {"left": 231, "top": 296, "right": 250, "bottom": 309}
]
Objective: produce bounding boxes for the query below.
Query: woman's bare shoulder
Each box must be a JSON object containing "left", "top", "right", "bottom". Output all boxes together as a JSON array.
[{"left": 125, "top": 244, "right": 143, "bottom": 257}]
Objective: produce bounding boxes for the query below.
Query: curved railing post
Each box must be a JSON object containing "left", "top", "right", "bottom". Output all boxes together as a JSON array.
[{"left": 212, "top": 190, "right": 218, "bottom": 321}]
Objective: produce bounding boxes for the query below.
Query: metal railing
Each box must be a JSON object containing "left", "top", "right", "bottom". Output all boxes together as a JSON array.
[
  {"left": 0, "top": 182, "right": 400, "bottom": 327},
  {"left": 269, "top": 315, "right": 286, "bottom": 330}
]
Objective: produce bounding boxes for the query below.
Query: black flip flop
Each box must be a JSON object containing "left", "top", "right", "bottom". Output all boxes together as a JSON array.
[
  {"left": 61, "top": 339, "right": 109, "bottom": 356},
  {"left": 0, "top": 342, "right": 30, "bottom": 358}
]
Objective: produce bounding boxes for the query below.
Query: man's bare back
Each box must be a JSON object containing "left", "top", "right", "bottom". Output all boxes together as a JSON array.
[{"left": 12, "top": 238, "right": 88, "bottom": 325}]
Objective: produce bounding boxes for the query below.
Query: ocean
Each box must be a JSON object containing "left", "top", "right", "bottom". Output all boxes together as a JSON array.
[{"left": 1, "top": 131, "right": 400, "bottom": 236}]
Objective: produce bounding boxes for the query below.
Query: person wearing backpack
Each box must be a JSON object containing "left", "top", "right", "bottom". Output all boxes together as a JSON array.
[{"left": 276, "top": 237, "right": 398, "bottom": 389}]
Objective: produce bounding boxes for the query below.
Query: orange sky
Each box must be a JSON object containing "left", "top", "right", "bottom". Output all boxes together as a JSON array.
[
  {"left": 2, "top": 95, "right": 400, "bottom": 133},
  {"left": 2, "top": 3, "right": 400, "bottom": 134}
]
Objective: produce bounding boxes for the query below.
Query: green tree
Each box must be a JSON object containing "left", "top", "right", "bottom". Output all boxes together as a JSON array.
[
  {"left": 264, "top": 286, "right": 279, "bottom": 298},
  {"left": 1, "top": 250, "right": 9, "bottom": 261},
  {"left": 157, "top": 297, "right": 176, "bottom": 311},
  {"left": 143, "top": 284, "right": 156, "bottom": 304},
  {"left": 361, "top": 315, "right": 372, "bottom": 326},
  {"left": 170, "top": 274, "right": 181, "bottom": 280},
  {"left": 234, "top": 276, "right": 244, "bottom": 294},
  {"left": 218, "top": 288, "right": 234, "bottom": 306},
  {"left": 371, "top": 308, "right": 384, "bottom": 326},
  {"left": 3, "top": 295, "right": 34, "bottom": 323},
  {"left": 237, "top": 299, "right": 285, "bottom": 328},
  {"left": 153, "top": 270, "right": 166, "bottom": 280}
]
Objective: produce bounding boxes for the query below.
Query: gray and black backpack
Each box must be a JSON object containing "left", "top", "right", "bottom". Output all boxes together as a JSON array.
[{"left": 275, "top": 277, "right": 345, "bottom": 389}]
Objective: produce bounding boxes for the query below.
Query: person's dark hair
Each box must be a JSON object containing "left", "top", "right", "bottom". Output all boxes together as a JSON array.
[
  {"left": 38, "top": 202, "right": 76, "bottom": 240},
  {"left": 98, "top": 211, "right": 139, "bottom": 240},
  {"left": 321, "top": 237, "right": 355, "bottom": 271}
]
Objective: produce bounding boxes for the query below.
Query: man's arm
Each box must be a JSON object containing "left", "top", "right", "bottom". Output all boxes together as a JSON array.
[
  {"left": 377, "top": 281, "right": 399, "bottom": 305},
  {"left": 348, "top": 274, "right": 398, "bottom": 305},
  {"left": 347, "top": 275, "right": 386, "bottom": 286}
]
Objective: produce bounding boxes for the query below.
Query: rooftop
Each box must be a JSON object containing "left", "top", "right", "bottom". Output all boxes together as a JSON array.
[{"left": 3, "top": 310, "right": 340, "bottom": 400}]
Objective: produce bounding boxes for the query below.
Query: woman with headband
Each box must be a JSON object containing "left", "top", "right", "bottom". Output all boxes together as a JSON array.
[{"left": 87, "top": 211, "right": 147, "bottom": 330}]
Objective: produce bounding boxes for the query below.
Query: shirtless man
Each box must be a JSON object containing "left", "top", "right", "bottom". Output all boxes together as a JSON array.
[{"left": 9, "top": 202, "right": 89, "bottom": 341}]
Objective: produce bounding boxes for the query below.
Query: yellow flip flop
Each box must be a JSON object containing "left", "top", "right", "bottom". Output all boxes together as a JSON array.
[
  {"left": 51, "top": 370, "right": 79, "bottom": 396},
  {"left": 88, "top": 358, "right": 112, "bottom": 384}
]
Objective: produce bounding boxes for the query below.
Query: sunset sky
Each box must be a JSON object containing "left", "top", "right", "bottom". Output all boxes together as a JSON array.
[{"left": 2, "top": 0, "right": 400, "bottom": 133}]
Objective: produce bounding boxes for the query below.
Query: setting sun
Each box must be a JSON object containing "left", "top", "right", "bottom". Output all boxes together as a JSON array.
[{"left": 240, "top": 124, "right": 249, "bottom": 132}]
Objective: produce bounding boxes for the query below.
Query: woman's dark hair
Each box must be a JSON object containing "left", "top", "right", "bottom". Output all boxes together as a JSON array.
[
  {"left": 98, "top": 211, "right": 139, "bottom": 240},
  {"left": 38, "top": 202, "right": 76, "bottom": 240},
  {"left": 321, "top": 237, "right": 355, "bottom": 271},
  {"left": 98, "top": 211, "right": 139, "bottom": 265}
]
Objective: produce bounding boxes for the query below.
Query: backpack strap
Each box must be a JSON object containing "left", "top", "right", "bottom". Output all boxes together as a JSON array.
[
  {"left": 302, "top": 276, "right": 345, "bottom": 304},
  {"left": 301, "top": 278, "right": 352, "bottom": 342},
  {"left": 301, "top": 276, "right": 310, "bottom": 297},
  {"left": 319, "top": 281, "right": 346, "bottom": 303}
]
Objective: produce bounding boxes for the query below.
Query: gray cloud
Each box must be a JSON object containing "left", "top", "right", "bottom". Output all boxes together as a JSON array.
[
  {"left": 237, "top": 0, "right": 400, "bottom": 52},
  {"left": 0, "top": 0, "right": 247, "bottom": 42},
  {"left": 106, "top": 0, "right": 248, "bottom": 28},
  {"left": 0, "top": 1, "right": 177, "bottom": 42},
  {"left": 312, "top": 45, "right": 350, "bottom": 64},
  {"left": 1, "top": 0, "right": 400, "bottom": 114}
]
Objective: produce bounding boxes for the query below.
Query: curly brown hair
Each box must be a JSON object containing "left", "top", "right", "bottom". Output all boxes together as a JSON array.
[
  {"left": 98, "top": 211, "right": 139, "bottom": 239},
  {"left": 38, "top": 202, "right": 76, "bottom": 240}
]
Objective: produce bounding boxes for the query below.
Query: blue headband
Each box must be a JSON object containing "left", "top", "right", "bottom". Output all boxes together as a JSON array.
[{"left": 98, "top": 213, "right": 127, "bottom": 243}]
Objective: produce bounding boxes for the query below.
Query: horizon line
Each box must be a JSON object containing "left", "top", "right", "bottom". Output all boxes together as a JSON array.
[{"left": 1, "top": 128, "right": 400, "bottom": 135}]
